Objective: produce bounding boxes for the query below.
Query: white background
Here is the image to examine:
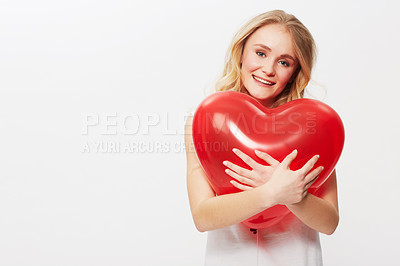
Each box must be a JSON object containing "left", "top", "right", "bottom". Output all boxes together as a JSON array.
[{"left": 1, "top": 0, "right": 399, "bottom": 265}]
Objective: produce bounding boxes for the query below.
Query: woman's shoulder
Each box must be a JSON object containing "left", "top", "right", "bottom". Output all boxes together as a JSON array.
[
  {"left": 184, "top": 113, "right": 194, "bottom": 128},
  {"left": 184, "top": 113, "right": 194, "bottom": 148}
]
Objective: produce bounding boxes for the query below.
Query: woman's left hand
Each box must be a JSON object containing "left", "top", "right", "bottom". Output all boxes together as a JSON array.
[{"left": 223, "top": 148, "right": 279, "bottom": 190}]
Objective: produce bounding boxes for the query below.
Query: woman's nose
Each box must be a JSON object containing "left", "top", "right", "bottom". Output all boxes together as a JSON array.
[{"left": 261, "top": 59, "right": 275, "bottom": 76}]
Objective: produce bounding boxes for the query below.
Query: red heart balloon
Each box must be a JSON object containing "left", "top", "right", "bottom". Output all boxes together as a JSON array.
[{"left": 192, "top": 91, "right": 345, "bottom": 229}]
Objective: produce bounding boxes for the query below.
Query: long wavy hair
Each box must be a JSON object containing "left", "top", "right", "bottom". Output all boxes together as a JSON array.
[{"left": 215, "top": 10, "right": 316, "bottom": 108}]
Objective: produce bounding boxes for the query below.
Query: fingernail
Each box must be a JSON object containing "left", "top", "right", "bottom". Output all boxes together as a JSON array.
[
  {"left": 293, "top": 149, "right": 297, "bottom": 153},
  {"left": 316, "top": 155, "right": 320, "bottom": 159},
  {"left": 223, "top": 161, "right": 227, "bottom": 166},
  {"left": 232, "top": 148, "right": 237, "bottom": 153}
]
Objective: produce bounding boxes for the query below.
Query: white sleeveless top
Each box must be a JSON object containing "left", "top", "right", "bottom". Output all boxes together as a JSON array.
[{"left": 204, "top": 213, "right": 322, "bottom": 266}]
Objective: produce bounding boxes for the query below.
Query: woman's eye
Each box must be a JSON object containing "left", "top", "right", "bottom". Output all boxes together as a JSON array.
[
  {"left": 279, "top": 60, "right": 290, "bottom": 67},
  {"left": 256, "top": 51, "right": 266, "bottom": 57}
]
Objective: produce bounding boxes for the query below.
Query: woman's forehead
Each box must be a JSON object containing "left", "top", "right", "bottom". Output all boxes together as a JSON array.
[{"left": 246, "top": 24, "right": 296, "bottom": 57}]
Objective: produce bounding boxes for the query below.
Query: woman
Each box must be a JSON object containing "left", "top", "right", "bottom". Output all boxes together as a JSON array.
[{"left": 185, "top": 10, "right": 339, "bottom": 265}]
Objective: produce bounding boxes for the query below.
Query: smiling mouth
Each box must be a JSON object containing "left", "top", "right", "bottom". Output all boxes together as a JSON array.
[{"left": 253, "top": 75, "right": 275, "bottom": 86}]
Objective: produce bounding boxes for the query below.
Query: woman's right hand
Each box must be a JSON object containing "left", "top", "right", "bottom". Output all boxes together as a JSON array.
[{"left": 264, "top": 149, "right": 324, "bottom": 206}]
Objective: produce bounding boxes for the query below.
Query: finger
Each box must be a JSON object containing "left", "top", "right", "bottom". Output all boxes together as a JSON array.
[
  {"left": 230, "top": 180, "right": 253, "bottom": 191},
  {"left": 223, "top": 160, "right": 253, "bottom": 177},
  {"left": 255, "top": 150, "right": 279, "bottom": 166},
  {"left": 232, "top": 148, "right": 259, "bottom": 169},
  {"left": 224, "top": 168, "right": 255, "bottom": 187},
  {"left": 304, "top": 166, "right": 324, "bottom": 184},
  {"left": 298, "top": 155, "right": 320, "bottom": 177},
  {"left": 280, "top": 149, "right": 298, "bottom": 169},
  {"left": 304, "top": 175, "right": 319, "bottom": 190}
]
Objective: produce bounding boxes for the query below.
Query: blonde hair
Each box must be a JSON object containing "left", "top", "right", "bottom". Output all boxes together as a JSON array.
[{"left": 215, "top": 10, "right": 316, "bottom": 107}]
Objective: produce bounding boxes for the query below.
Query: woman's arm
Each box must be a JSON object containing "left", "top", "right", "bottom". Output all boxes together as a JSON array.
[
  {"left": 185, "top": 116, "right": 321, "bottom": 232},
  {"left": 185, "top": 116, "right": 275, "bottom": 232},
  {"left": 286, "top": 170, "right": 339, "bottom": 235},
  {"left": 224, "top": 148, "right": 339, "bottom": 235}
]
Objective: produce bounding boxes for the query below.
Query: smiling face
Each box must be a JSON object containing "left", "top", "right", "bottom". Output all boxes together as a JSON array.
[{"left": 240, "top": 23, "right": 298, "bottom": 108}]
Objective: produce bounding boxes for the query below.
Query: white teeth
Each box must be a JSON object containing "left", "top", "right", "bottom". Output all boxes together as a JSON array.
[{"left": 253, "top": 75, "right": 274, "bottom": 85}]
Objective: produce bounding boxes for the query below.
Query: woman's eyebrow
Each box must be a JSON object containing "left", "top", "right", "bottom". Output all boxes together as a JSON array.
[{"left": 254, "top": 43, "right": 296, "bottom": 62}]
